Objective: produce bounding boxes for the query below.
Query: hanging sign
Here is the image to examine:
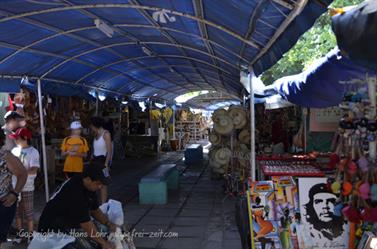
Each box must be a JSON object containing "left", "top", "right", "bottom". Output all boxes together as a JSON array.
[{"left": 310, "top": 107, "right": 342, "bottom": 132}]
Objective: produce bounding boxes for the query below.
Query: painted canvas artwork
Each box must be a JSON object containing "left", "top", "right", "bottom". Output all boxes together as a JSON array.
[
  {"left": 298, "top": 178, "right": 348, "bottom": 249},
  {"left": 271, "top": 176, "right": 300, "bottom": 249},
  {"left": 249, "top": 180, "right": 282, "bottom": 249}
]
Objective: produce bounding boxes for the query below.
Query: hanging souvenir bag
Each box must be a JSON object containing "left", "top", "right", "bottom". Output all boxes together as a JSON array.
[
  {"left": 342, "top": 196, "right": 362, "bottom": 223},
  {"left": 371, "top": 170, "right": 377, "bottom": 202}
]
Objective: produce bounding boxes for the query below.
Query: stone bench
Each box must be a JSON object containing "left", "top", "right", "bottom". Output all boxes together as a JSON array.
[{"left": 138, "top": 164, "right": 179, "bottom": 204}]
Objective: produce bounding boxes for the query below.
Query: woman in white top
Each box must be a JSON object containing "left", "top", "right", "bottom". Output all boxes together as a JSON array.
[{"left": 90, "top": 117, "right": 112, "bottom": 204}]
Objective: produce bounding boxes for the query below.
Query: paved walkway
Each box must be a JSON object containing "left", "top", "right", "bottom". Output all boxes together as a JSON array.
[
  {"left": 125, "top": 155, "right": 242, "bottom": 249},
  {"left": 12, "top": 151, "right": 242, "bottom": 249}
]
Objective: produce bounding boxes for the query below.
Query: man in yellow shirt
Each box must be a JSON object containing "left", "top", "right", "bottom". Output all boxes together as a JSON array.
[{"left": 61, "top": 121, "right": 89, "bottom": 178}]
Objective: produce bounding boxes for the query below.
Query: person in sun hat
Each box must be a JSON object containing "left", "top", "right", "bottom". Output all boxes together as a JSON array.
[
  {"left": 2, "top": 111, "right": 26, "bottom": 152},
  {"left": 9, "top": 127, "right": 39, "bottom": 239},
  {"left": 33, "top": 163, "right": 116, "bottom": 249},
  {"left": 61, "top": 121, "right": 89, "bottom": 179}
]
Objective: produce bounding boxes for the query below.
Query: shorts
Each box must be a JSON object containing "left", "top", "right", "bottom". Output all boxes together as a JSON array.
[
  {"left": 91, "top": 156, "right": 111, "bottom": 183},
  {"left": 92, "top": 156, "right": 106, "bottom": 166},
  {"left": 16, "top": 191, "right": 34, "bottom": 221},
  {"left": 0, "top": 202, "right": 17, "bottom": 242},
  {"left": 92, "top": 156, "right": 112, "bottom": 167}
]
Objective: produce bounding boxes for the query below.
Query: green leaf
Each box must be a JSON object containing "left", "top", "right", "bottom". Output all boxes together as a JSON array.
[{"left": 260, "top": 0, "right": 364, "bottom": 86}]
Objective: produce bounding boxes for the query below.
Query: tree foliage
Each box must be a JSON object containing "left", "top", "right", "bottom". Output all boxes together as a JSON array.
[{"left": 260, "top": 0, "right": 365, "bottom": 85}]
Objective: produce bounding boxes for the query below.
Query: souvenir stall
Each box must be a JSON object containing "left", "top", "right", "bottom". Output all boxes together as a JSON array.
[
  {"left": 12, "top": 86, "right": 131, "bottom": 185},
  {"left": 175, "top": 108, "right": 209, "bottom": 150},
  {"left": 158, "top": 106, "right": 176, "bottom": 151},
  {"left": 208, "top": 105, "right": 250, "bottom": 194},
  {"left": 149, "top": 104, "right": 175, "bottom": 152},
  {"left": 124, "top": 100, "right": 158, "bottom": 157},
  {"left": 22, "top": 88, "right": 96, "bottom": 185},
  {"left": 241, "top": 8, "right": 377, "bottom": 247},
  {"left": 330, "top": 2, "right": 377, "bottom": 247},
  {"left": 0, "top": 88, "right": 54, "bottom": 191},
  {"left": 235, "top": 43, "right": 377, "bottom": 249}
]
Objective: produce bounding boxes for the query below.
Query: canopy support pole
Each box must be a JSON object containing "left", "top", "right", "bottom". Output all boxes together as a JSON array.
[
  {"left": 95, "top": 95, "right": 99, "bottom": 116},
  {"left": 37, "top": 79, "right": 49, "bottom": 202},
  {"left": 368, "top": 76, "right": 377, "bottom": 160},
  {"left": 249, "top": 70, "right": 256, "bottom": 181},
  {"left": 172, "top": 107, "right": 176, "bottom": 140},
  {"left": 303, "top": 108, "right": 308, "bottom": 153}
]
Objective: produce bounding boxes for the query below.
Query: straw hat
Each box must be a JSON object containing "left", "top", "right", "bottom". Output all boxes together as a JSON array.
[
  {"left": 228, "top": 106, "right": 247, "bottom": 129},
  {"left": 214, "top": 147, "right": 232, "bottom": 165},
  {"left": 235, "top": 144, "right": 250, "bottom": 167},
  {"left": 213, "top": 114, "right": 233, "bottom": 135},
  {"left": 210, "top": 160, "right": 222, "bottom": 169},
  {"left": 209, "top": 133, "right": 221, "bottom": 145},
  {"left": 238, "top": 129, "right": 251, "bottom": 144},
  {"left": 213, "top": 167, "right": 225, "bottom": 174},
  {"left": 212, "top": 108, "right": 227, "bottom": 120}
]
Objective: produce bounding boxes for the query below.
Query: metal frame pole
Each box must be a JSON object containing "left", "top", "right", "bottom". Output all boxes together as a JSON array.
[
  {"left": 249, "top": 71, "right": 256, "bottom": 181},
  {"left": 172, "top": 107, "right": 176, "bottom": 140},
  {"left": 37, "top": 79, "right": 50, "bottom": 201},
  {"left": 303, "top": 108, "right": 308, "bottom": 153}
]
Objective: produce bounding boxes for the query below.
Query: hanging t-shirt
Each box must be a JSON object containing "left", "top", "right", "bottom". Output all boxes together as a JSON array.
[
  {"left": 11, "top": 146, "right": 40, "bottom": 192},
  {"left": 61, "top": 136, "right": 89, "bottom": 173}
]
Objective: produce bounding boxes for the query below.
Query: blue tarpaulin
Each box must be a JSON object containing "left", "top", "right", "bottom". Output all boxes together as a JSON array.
[
  {"left": 0, "top": 78, "right": 20, "bottom": 92},
  {"left": 266, "top": 48, "right": 377, "bottom": 108},
  {"left": 332, "top": 0, "right": 377, "bottom": 71},
  {"left": 0, "top": 0, "right": 332, "bottom": 99}
]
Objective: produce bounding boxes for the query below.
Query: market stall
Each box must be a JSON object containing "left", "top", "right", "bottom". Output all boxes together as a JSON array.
[
  {"left": 175, "top": 108, "right": 210, "bottom": 149},
  {"left": 232, "top": 42, "right": 377, "bottom": 248},
  {"left": 0, "top": 0, "right": 334, "bottom": 207}
]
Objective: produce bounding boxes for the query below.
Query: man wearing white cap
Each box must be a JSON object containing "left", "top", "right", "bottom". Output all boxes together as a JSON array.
[{"left": 61, "top": 121, "right": 89, "bottom": 179}]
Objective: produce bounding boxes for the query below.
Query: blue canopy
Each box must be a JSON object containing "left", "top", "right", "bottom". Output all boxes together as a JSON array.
[
  {"left": 266, "top": 48, "right": 377, "bottom": 108},
  {"left": 0, "top": 78, "right": 20, "bottom": 92},
  {"left": 0, "top": 0, "right": 332, "bottom": 100}
]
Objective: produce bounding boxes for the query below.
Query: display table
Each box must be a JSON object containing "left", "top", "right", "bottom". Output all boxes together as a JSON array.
[
  {"left": 123, "top": 135, "right": 158, "bottom": 157},
  {"left": 258, "top": 155, "right": 325, "bottom": 177},
  {"left": 261, "top": 164, "right": 325, "bottom": 177}
]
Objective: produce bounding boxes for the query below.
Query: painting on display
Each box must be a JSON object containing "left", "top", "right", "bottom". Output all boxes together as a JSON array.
[
  {"left": 271, "top": 176, "right": 300, "bottom": 249},
  {"left": 248, "top": 180, "right": 282, "bottom": 249},
  {"left": 298, "top": 178, "right": 348, "bottom": 249}
]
